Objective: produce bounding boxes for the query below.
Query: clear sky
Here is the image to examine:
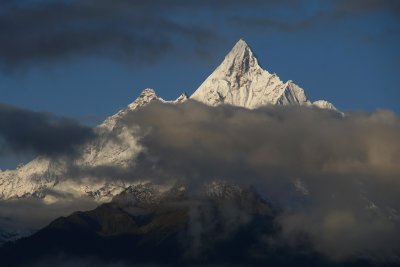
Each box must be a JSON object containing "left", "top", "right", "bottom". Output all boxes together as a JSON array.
[{"left": 1, "top": 0, "right": 399, "bottom": 124}]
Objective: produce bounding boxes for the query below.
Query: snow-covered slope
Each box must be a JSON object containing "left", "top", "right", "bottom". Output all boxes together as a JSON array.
[
  {"left": 191, "top": 39, "right": 336, "bottom": 110},
  {"left": 312, "top": 99, "right": 337, "bottom": 110},
  {"left": 0, "top": 39, "right": 337, "bottom": 203},
  {"left": 0, "top": 89, "right": 185, "bottom": 202},
  {"left": 101, "top": 88, "right": 188, "bottom": 131},
  {"left": 0, "top": 157, "right": 55, "bottom": 199}
]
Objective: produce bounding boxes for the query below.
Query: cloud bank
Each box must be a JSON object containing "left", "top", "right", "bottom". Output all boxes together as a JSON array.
[
  {"left": 1, "top": 101, "right": 400, "bottom": 262},
  {"left": 115, "top": 101, "right": 400, "bottom": 261}
]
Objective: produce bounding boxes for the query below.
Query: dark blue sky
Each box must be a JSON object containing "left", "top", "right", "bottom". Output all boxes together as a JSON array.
[{"left": 1, "top": 0, "right": 399, "bottom": 124}]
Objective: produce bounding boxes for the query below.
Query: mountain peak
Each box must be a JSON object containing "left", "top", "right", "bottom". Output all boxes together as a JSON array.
[
  {"left": 174, "top": 92, "right": 189, "bottom": 103},
  {"left": 138, "top": 88, "right": 157, "bottom": 98},
  {"left": 128, "top": 88, "right": 159, "bottom": 110},
  {"left": 190, "top": 40, "right": 312, "bottom": 108},
  {"left": 220, "top": 38, "right": 260, "bottom": 75},
  {"left": 232, "top": 38, "right": 250, "bottom": 51}
]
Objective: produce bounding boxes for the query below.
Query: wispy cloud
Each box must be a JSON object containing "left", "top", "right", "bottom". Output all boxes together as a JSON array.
[
  {"left": 0, "top": 0, "right": 299, "bottom": 70},
  {"left": 231, "top": 0, "right": 400, "bottom": 32},
  {"left": 333, "top": 0, "right": 400, "bottom": 17},
  {"left": 0, "top": 103, "right": 96, "bottom": 157}
]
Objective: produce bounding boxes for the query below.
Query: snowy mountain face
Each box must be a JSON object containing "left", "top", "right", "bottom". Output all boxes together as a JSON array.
[
  {"left": 0, "top": 89, "right": 188, "bottom": 202},
  {"left": 101, "top": 88, "right": 188, "bottom": 131},
  {"left": 0, "top": 39, "right": 336, "bottom": 203},
  {"left": 191, "top": 39, "right": 336, "bottom": 110}
]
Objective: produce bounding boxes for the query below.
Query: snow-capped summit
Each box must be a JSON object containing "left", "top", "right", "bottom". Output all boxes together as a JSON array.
[
  {"left": 174, "top": 92, "right": 189, "bottom": 104},
  {"left": 101, "top": 88, "right": 189, "bottom": 131},
  {"left": 312, "top": 100, "right": 337, "bottom": 110},
  {"left": 191, "top": 39, "right": 334, "bottom": 110},
  {"left": 126, "top": 88, "right": 188, "bottom": 110},
  {"left": 101, "top": 88, "right": 161, "bottom": 130},
  {"left": 128, "top": 88, "right": 159, "bottom": 110}
]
